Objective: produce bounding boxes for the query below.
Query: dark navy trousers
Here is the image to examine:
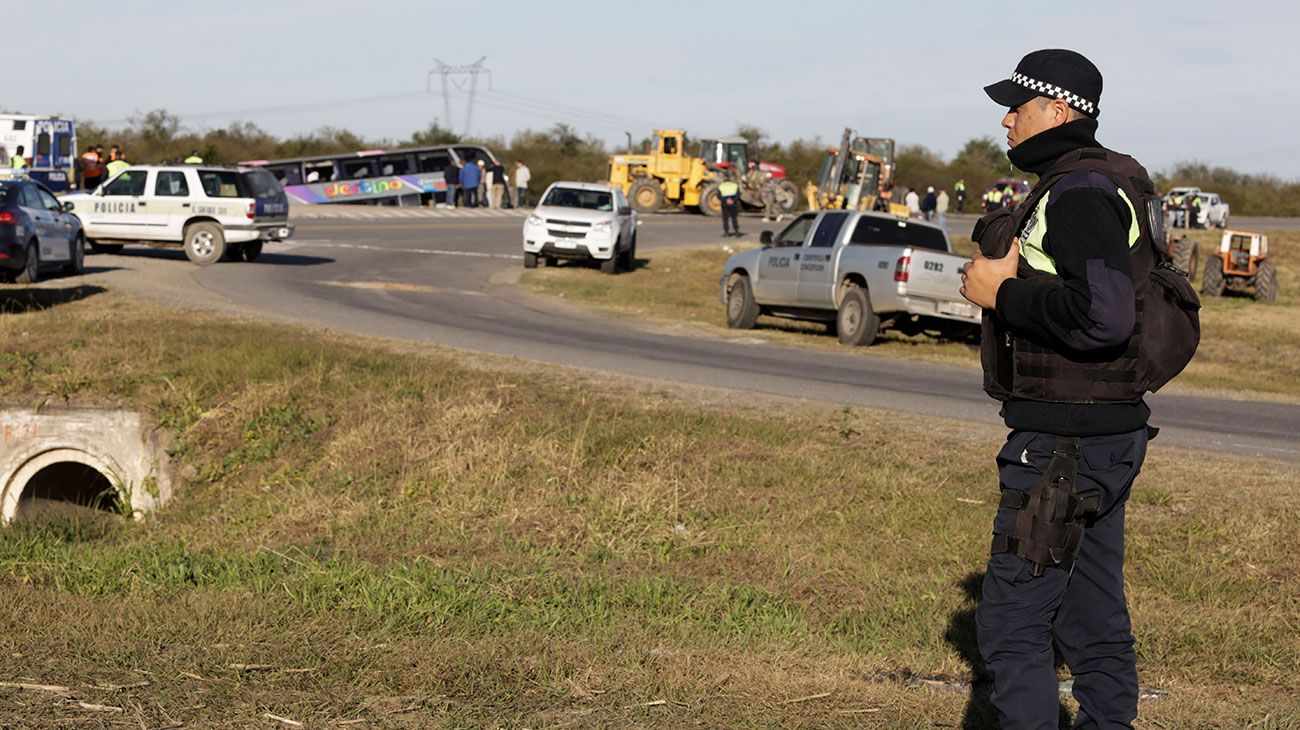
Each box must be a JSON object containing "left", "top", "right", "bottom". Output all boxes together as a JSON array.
[{"left": 976, "top": 427, "right": 1149, "bottom": 730}]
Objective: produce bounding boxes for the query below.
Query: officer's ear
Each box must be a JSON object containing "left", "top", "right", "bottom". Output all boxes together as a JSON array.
[{"left": 1051, "top": 98, "right": 1073, "bottom": 125}]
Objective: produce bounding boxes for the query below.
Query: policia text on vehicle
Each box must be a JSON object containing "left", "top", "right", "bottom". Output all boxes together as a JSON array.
[{"left": 959, "top": 49, "right": 1199, "bottom": 730}]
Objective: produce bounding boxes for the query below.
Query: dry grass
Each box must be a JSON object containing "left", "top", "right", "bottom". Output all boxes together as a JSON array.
[
  {"left": 0, "top": 289, "right": 1296, "bottom": 727},
  {"left": 523, "top": 230, "right": 1300, "bottom": 399}
]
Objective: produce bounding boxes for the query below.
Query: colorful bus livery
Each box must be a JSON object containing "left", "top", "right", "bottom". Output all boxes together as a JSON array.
[
  {"left": 0, "top": 114, "right": 78, "bottom": 192},
  {"left": 242, "top": 144, "right": 498, "bottom": 206}
]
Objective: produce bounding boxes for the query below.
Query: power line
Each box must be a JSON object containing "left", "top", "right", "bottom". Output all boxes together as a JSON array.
[
  {"left": 486, "top": 89, "right": 656, "bottom": 129},
  {"left": 91, "top": 91, "right": 430, "bottom": 127},
  {"left": 443, "top": 91, "right": 646, "bottom": 137}
]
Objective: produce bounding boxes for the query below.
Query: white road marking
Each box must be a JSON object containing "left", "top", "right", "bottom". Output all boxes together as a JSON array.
[{"left": 292, "top": 239, "right": 523, "bottom": 260}]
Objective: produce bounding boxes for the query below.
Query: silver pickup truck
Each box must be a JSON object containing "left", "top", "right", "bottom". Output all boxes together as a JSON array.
[{"left": 719, "top": 210, "right": 979, "bottom": 345}]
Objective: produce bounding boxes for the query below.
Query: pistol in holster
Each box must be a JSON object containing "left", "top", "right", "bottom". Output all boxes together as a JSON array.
[{"left": 990, "top": 437, "right": 1101, "bottom": 577}]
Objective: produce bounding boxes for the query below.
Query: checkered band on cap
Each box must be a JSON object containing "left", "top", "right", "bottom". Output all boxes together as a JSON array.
[{"left": 1011, "top": 72, "right": 1097, "bottom": 115}]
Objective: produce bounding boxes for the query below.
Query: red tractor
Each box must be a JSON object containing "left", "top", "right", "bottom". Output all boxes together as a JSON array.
[{"left": 695, "top": 136, "right": 798, "bottom": 216}]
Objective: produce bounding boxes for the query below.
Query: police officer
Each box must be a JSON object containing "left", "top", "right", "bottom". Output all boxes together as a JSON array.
[
  {"left": 105, "top": 148, "right": 129, "bottom": 178},
  {"left": 10, "top": 145, "right": 26, "bottom": 170},
  {"left": 184, "top": 150, "right": 203, "bottom": 164},
  {"left": 961, "top": 49, "right": 1157, "bottom": 729},
  {"left": 718, "top": 178, "right": 741, "bottom": 236},
  {"left": 1170, "top": 192, "right": 1185, "bottom": 228},
  {"left": 955, "top": 178, "right": 967, "bottom": 212}
]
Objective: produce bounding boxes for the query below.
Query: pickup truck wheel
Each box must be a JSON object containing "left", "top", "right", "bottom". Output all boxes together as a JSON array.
[
  {"left": 88, "top": 241, "right": 123, "bottom": 255},
  {"left": 619, "top": 236, "right": 637, "bottom": 271},
  {"left": 600, "top": 254, "right": 619, "bottom": 274},
  {"left": 523, "top": 252, "right": 538, "bottom": 269},
  {"left": 241, "top": 241, "right": 263, "bottom": 262},
  {"left": 63, "top": 235, "right": 85, "bottom": 276},
  {"left": 726, "top": 275, "right": 760, "bottom": 329},
  {"left": 837, "top": 286, "right": 880, "bottom": 346},
  {"left": 15, "top": 240, "right": 39, "bottom": 284},
  {"left": 183, "top": 222, "right": 226, "bottom": 266}
]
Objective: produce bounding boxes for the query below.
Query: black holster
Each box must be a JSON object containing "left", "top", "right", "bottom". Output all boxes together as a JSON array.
[{"left": 991, "top": 437, "right": 1100, "bottom": 577}]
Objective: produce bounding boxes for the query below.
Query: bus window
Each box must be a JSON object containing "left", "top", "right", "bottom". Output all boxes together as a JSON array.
[
  {"left": 304, "top": 160, "right": 336, "bottom": 183},
  {"left": 418, "top": 151, "right": 451, "bottom": 173},
  {"left": 56, "top": 135, "right": 71, "bottom": 157},
  {"left": 268, "top": 163, "right": 303, "bottom": 186},
  {"left": 37, "top": 133, "right": 50, "bottom": 156},
  {"left": 454, "top": 146, "right": 490, "bottom": 165},
  {"left": 378, "top": 154, "right": 412, "bottom": 176},
  {"left": 341, "top": 159, "right": 373, "bottom": 179}
]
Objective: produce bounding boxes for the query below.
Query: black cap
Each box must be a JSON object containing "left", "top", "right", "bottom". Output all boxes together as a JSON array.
[{"left": 984, "top": 49, "right": 1103, "bottom": 118}]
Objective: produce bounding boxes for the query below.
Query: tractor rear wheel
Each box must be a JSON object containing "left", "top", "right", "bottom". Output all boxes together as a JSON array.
[
  {"left": 1254, "top": 259, "right": 1278, "bottom": 303},
  {"left": 774, "top": 180, "right": 799, "bottom": 213},
  {"left": 698, "top": 182, "right": 723, "bottom": 216},
  {"left": 1201, "top": 255, "right": 1225, "bottom": 297},
  {"left": 1170, "top": 236, "right": 1194, "bottom": 274},
  {"left": 629, "top": 181, "right": 664, "bottom": 213}
]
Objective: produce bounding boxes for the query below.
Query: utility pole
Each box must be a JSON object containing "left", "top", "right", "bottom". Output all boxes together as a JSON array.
[{"left": 427, "top": 57, "right": 492, "bottom": 137}]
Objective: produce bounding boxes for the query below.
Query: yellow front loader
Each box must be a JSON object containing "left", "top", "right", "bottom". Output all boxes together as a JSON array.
[{"left": 607, "top": 129, "right": 715, "bottom": 213}]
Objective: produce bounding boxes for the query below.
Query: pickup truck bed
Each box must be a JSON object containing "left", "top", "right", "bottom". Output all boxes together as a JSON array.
[{"left": 720, "top": 210, "right": 978, "bottom": 346}]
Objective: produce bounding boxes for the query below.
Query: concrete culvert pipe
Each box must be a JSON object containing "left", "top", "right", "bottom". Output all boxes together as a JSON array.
[
  {"left": 10, "top": 453, "right": 122, "bottom": 522},
  {"left": 0, "top": 408, "right": 172, "bottom": 525}
]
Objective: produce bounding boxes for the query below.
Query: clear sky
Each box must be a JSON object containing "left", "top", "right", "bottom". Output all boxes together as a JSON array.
[{"left": 12, "top": 1, "right": 1297, "bottom": 178}]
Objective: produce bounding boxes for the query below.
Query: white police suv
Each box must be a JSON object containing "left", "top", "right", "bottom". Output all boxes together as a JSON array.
[{"left": 64, "top": 164, "right": 293, "bottom": 265}]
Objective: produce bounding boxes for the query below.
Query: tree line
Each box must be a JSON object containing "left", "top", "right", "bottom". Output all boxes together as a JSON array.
[{"left": 78, "top": 110, "right": 1295, "bottom": 216}]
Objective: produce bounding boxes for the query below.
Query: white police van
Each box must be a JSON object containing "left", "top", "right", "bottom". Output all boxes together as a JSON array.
[
  {"left": 0, "top": 114, "right": 77, "bottom": 193},
  {"left": 63, "top": 165, "right": 293, "bottom": 265}
]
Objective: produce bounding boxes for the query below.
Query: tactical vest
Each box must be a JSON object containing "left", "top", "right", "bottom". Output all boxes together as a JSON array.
[{"left": 973, "top": 147, "right": 1201, "bottom": 404}]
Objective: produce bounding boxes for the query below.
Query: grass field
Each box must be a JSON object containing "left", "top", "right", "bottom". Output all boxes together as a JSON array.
[
  {"left": 0, "top": 289, "right": 1296, "bottom": 727},
  {"left": 522, "top": 229, "right": 1300, "bottom": 400}
]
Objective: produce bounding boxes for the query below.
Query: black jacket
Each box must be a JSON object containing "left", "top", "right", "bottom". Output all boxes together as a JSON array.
[{"left": 995, "top": 119, "right": 1149, "bottom": 435}]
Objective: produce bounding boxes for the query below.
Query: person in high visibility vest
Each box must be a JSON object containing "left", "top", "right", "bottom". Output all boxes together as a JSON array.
[
  {"left": 10, "top": 145, "right": 26, "bottom": 170},
  {"left": 105, "top": 149, "right": 130, "bottom": 178},
  {"left": 718, "top": 178, "right": 741, "bottom": 236},
  {"left": 184, "top": 150, "right": 203, "bottom": 164},
  {"left": 955, "top": 179, "right": 967, "bottom": 212},
  {"left": 1170, "top": 193, "right": 1185, "bottom": 227}
]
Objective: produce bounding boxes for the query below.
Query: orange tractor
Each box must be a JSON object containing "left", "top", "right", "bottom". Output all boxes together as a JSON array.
[{"left": 1201, "top": 229, "right": 1278, "bottom": 303}]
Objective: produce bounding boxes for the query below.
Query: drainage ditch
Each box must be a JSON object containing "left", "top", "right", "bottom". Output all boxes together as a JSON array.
[{"left": 0, "top": 408, "right": 171, "bottom": 523}]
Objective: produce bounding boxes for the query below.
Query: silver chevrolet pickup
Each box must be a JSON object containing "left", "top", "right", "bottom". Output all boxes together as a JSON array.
[{"left": 719, "top": 210, "right": 979, "bottom": 346}]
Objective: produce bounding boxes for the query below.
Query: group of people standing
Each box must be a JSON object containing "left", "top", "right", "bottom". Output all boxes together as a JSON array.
[
  {"left": 904, "top": 185, "right": 951, "bottom": 227},
  {"left": 443, "top": 159, "right": 530, "bottom": 210},
  {"left": 1167, "top": 191, "right": 1204, "bottom": 229},
  {"left": 77, "top": 144, "right": 130, "bottom": 190}
]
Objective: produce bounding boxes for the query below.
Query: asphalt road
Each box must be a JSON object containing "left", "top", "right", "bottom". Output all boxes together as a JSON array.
[{"left": 69, "top": 210, "right": 1300, "bottom": 462}]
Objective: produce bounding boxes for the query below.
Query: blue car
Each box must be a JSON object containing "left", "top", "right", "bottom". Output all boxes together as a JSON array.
[{"left": 0, "top": 178, "right": 84, "bottom": 284}]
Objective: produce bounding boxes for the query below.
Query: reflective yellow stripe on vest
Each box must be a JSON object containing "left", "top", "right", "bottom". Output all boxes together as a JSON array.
[
  {"left": 1021, "top": 188, "right": 1140, "bottom": 275},
  {"left": 718, "top": 181, "right": 739, "bottom": 196}
]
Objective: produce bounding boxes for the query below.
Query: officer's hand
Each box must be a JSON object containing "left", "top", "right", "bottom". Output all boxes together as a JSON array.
[{"left": 961, "top": 238, "right": 1020, "bottom": 310}]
